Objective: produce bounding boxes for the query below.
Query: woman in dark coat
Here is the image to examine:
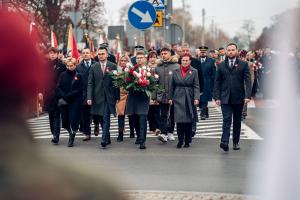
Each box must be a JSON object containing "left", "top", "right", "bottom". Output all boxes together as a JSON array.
[
  {"left": 169, "top": 54, "right": 200, "bottom": 148},
  {"left": 56, "top": 57, "right": 83, "bottom": 147}
]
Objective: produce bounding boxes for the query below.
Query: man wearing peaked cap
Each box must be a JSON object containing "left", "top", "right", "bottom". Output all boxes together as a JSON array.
[
  {"left": 197, "top": 45, "right": 216, "bottom": 120},
  {"left": 199, "top": 46, "right": 209, "bottom": 51}
]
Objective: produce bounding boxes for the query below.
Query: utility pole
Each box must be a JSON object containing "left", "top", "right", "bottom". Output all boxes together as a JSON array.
[
  {"left": 201, "top": 8, "right": 206, "bottom": 46},
  {"left": 182, "top": 0, "right": 185, "bottom": 43},
  {"left": 165, "top": 0, "right": 173, "bottom": 44}
]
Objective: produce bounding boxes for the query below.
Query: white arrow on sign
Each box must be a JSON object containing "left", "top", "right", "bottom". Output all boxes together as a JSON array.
[{"left": 131, "top": 7, "right": 153, "bottom": 23}]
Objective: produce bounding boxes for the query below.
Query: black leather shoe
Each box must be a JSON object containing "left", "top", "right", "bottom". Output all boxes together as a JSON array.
[
  {"left": 82, "top": 135, "right": 91, "bottom": 141},
  {"left": 107, "top": 140, "right": 111, "bottom": 145},
  {"left": 177, "top": 143, "right": 183, "bottom": 149},
  {"left": 135, "top": 138, "right": 140, "bottom": 144},
  {"left": 117, "top": 133, "right": 123, "bottom": 142},
  {"left": 139, "top": 143, "right": 146, "bottom": 149},
  {"left": 184, "top": 143, "right": 190, "bottom": 148},
  {"left": 51, "top": 136, "right": 59, "bottom": 144},
  {"left": 101, "top": 141, "right": 107, "bottom": 148},
  {"left": 233, "top": 143, "right": 240, "bottom": 150},
  {"left": 94, "top": 125, "right": 99, "bottom": 136},
  {"left": 68, "top": 133, "right": 75, "bottom": 147},
  {"left": 200, "top": 116, "right": 206, "bottom": 120},
  {"left": 191, "top": 131, "right": 196, "bottom": 137},
  {"left": 220, "top": 142, "right": 229, "bottom": 152}
]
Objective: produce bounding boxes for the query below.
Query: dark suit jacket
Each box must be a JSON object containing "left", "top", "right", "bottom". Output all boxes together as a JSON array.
[
  {"left": 214, "top": 58, "right": 251, "bottom": 104},
  {"left": 87, "top": 61, "right": 120, "bottom": 115},
  {"left": 76, "top": 59, "right": 96, "bottom": 104}
]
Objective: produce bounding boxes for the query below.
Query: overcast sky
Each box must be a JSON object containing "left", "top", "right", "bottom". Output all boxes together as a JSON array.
[{"left": 104, "top": 0, "right": 299, "bottom": 39}]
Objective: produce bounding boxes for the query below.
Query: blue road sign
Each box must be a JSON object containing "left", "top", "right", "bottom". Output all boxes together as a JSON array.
[{"left": 128, "top": 1, "right": 157, "bottom": 30}]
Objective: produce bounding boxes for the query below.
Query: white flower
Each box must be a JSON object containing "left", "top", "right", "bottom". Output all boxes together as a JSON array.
[
  {"left": 154, "top": 74, "right": 159, "bottom": 79},
  {"left": 142, "top": 66, "right": 147, "bottom": 70},
  {"left": 112, "top": 70, "right": 118, "bottom": 75},
  {"left": 146, "top": 72, "right": 151, "bottom": 77},
  {"left": 126, "top": 63, "right": 132, "bottom": 68},
  {"left": 147, "top": 68, "right": 151, "bottom": 72},
  {"left": 124, "top": 68, "right": 129, "bottom": 72},
  {"left": 136, "top": 73, "right": 142, "bottom": 78}
]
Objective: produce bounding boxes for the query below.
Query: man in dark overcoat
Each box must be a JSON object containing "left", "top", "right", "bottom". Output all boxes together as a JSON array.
[
  {"left": 87, "top": 47, "right": 120, "bottom": 148},
  {"left": 76, "top": 48, "right": 96, "bottom": 141},
  {"left": 214, "top": 43, "right": 251, "bottom": 152},
  {"left": 43, "top": 47, "right": 66, "bottom": 144},
  {"left": 198, "top": 46, "right": 216, "bottom": 120}
]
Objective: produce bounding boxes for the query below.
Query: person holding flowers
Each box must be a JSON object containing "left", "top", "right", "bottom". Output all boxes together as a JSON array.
[
  {"left": 111, "top": 50, "right": 160, "bottom": 150},
  {"left": 115, "top": 55, "right": 135, "bottom": 142}
]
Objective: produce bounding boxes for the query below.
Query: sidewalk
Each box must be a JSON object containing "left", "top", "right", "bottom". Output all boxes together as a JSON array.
[{"left": 125, "top": 191, "right": 259, "bottom": 200}]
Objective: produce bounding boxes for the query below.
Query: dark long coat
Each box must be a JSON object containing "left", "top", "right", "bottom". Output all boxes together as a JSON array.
[
  {"left": 56, "top": 70, "right": 83, "bottom": 130},
  {"left": 200, "top": 57, "right": 216, "bottom": 102},
  {"left": 76, "top": 59, "right": 96, "bottom": 104},
  {"left": 44, "top": 59, "right": 66, "bottom": 112},
  {"left": 169, "top": 67, "right": 200, "bottom": 123},
  {"left": 214, "top": 58, "right": 252, "bottom": 104},
  {"left": 125, "top": 90, "right": 150, "bottom": 115},
  {"left": 87, "top": 61, "right": 120, "bottom": 116}
]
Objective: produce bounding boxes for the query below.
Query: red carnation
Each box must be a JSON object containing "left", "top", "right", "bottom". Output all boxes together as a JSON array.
[{"left": 125, "top": 77, "right": 131, "bottom": 82}]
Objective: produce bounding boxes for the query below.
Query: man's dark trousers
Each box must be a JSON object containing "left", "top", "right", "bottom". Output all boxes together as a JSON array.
[{"left": 221, "top": 103, "right": 244, "bottom": 145}]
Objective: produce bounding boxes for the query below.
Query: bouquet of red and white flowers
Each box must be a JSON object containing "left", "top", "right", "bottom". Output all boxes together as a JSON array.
[{"left": 111, "top": 63, "right": 161, "bottom": 97}]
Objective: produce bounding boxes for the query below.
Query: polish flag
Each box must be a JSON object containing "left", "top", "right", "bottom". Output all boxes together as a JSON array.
[
  {"left": 67, "top": 24, "right": 80, "bottom": 60},
  {"left": 50, "top": 31, "right": 58, "bottom": 48}
]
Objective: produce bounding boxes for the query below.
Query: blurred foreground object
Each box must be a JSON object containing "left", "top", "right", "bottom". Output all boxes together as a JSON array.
[{"left": 0, "top": 9, "right": 125, "bottom": 200}]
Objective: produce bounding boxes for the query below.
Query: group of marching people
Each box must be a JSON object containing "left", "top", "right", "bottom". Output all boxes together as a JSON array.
[{"left": 43, "top": 41, "right": 266, "bottom": 151}]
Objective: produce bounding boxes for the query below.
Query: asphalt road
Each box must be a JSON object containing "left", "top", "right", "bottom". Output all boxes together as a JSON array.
[{"left": 35, "top": 136, "right": 263, "bottom": 195}]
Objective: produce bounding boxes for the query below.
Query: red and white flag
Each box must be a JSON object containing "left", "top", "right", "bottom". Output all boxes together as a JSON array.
[
  {"left": 67, "top": 24, "right": 80, "bottom": 60},
  {"left": 51, "top": 31, "right": 58, "bottom": 48}
]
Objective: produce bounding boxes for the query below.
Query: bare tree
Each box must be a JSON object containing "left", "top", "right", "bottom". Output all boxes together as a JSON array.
[
  {"left": 235, "top": 20, "right": 256, "bottom": 49},
  {"left": 7, "top": 0, "right": 105, "bottom": 45}
]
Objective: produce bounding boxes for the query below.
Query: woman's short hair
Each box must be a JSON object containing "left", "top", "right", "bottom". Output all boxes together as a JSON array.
[
  {"left": 180, "top": 53, "right": 192, "bottom": 61},
  {"left": 65, "top": 57, "right": 76, "bottom": 65},
  {"left": 147, "top": 51, "right": 158, "bottom": 61}
]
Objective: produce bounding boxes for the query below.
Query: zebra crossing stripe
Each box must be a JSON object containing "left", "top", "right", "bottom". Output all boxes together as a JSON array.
[{"left": 27, "top": 106, "right": 263, "bottom": 140}]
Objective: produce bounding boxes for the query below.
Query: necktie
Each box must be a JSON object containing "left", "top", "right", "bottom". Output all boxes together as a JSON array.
[
  {"left": 101, "top": 63, "right": 106, "bottom": 74},
  {"left": 230, "top": 60, "right": 234, "bottom": 68},
  {"left": 85, "top": 61, "right": 89, "bottom": 68}
]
